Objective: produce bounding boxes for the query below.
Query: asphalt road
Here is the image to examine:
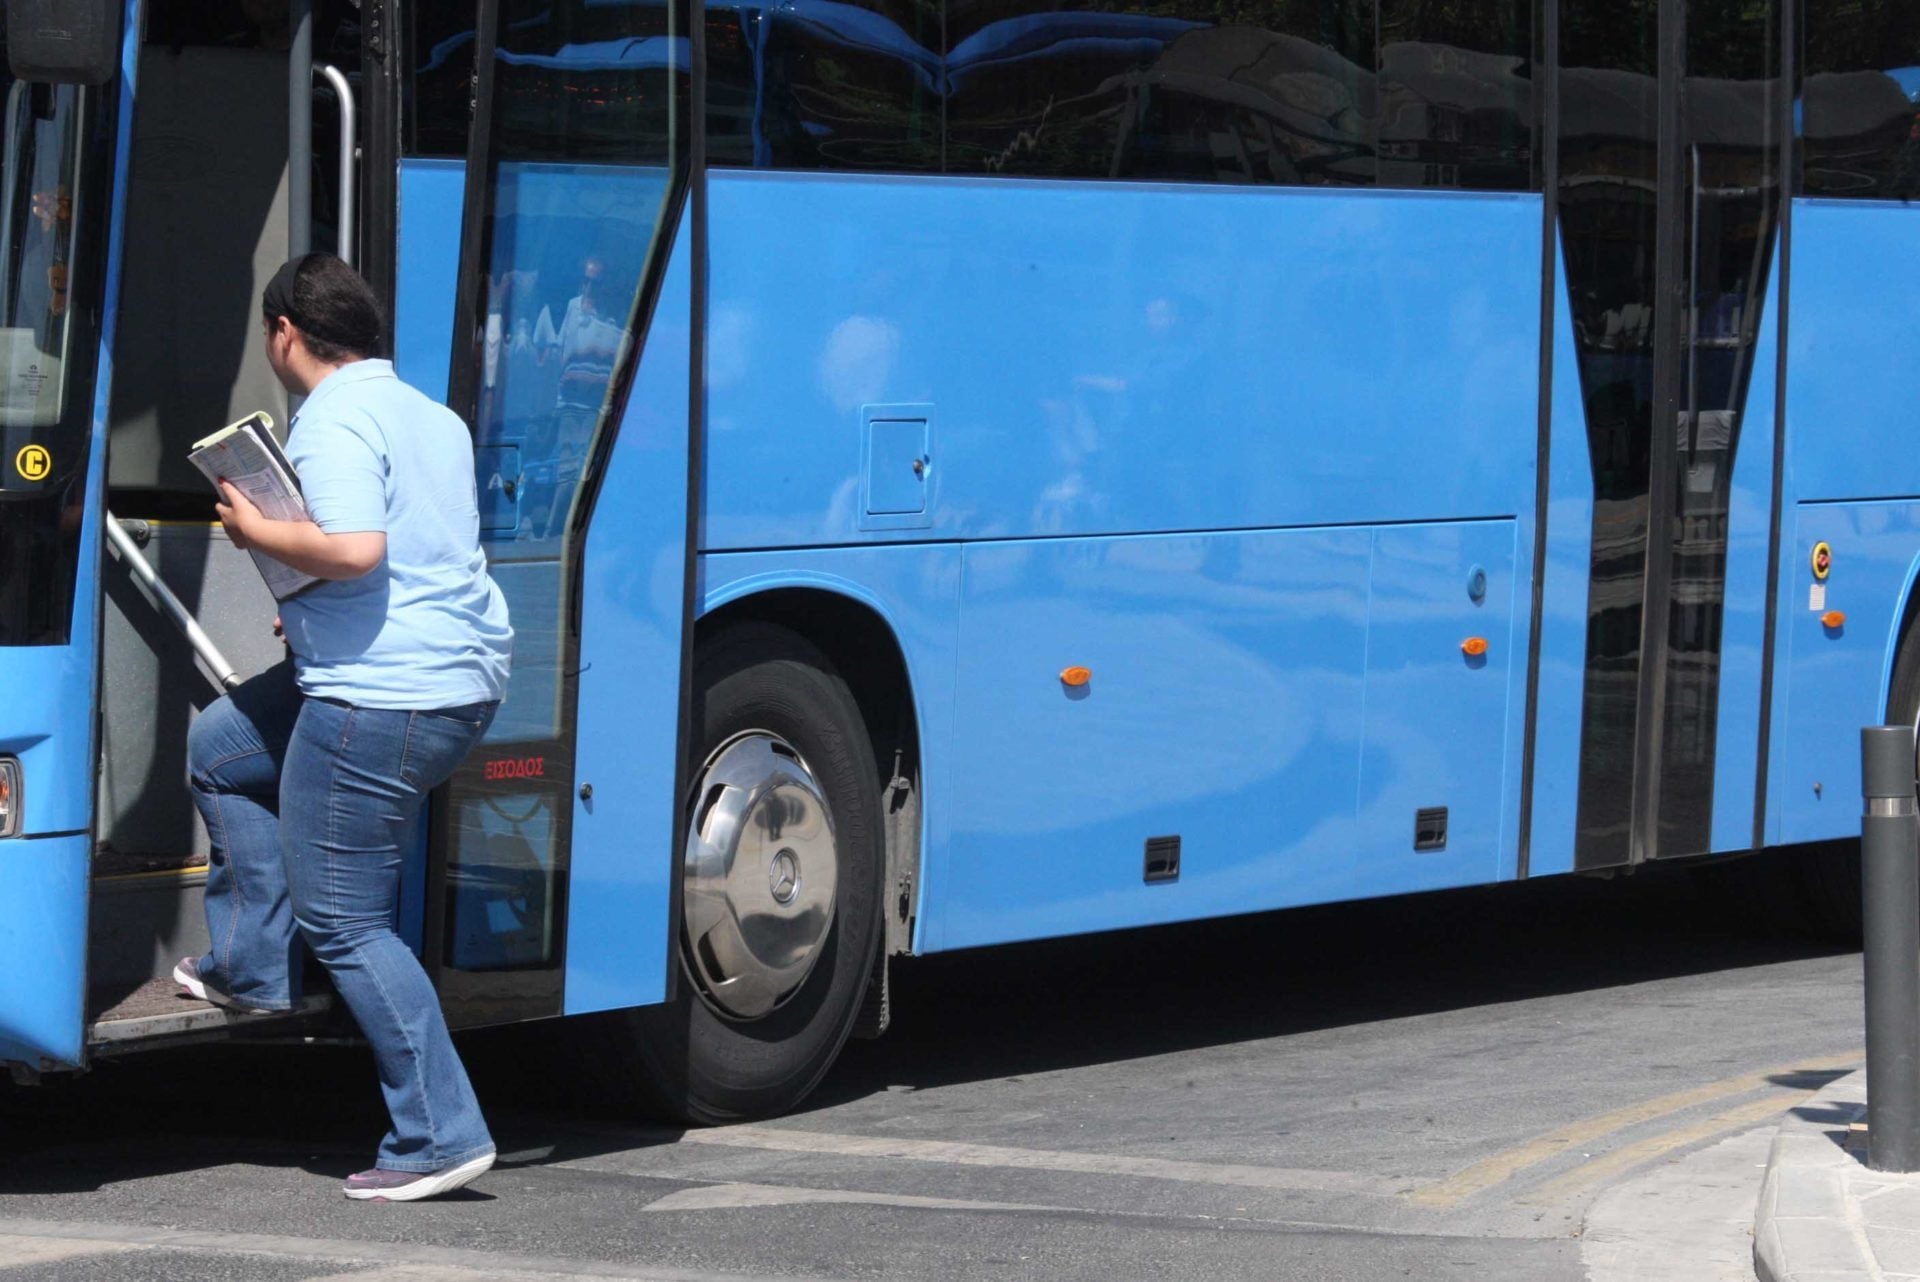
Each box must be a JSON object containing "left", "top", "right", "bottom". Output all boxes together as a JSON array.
[{"left": 0, "top": 854, "right": 1867, "bottom": 1281}]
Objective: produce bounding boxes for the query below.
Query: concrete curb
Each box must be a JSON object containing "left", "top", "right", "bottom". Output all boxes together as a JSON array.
[{"left": 1754, "top": 1069, "right": 1920, "bottom": 1282}]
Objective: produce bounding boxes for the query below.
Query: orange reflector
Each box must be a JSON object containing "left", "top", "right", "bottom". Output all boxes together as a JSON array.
[
  {"left": 1461, "top": 637, "right": 1489, "bottom": 657},
  {"left": 1060, "top": 666, "right": 1092, "bottom": 687},
  {"left": 1822, "top": 610, "right": 1846, "bottom": 629}
]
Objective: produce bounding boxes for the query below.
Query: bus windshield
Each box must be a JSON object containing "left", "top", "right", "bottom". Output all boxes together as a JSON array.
[
  {"left": 0, "top": 47, "right": 105, "bottom": 646},
  {"left": 0, "top": 77, "right": 88, "bottom": 470}
]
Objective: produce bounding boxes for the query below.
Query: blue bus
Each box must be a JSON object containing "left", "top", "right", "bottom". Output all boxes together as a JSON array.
[{"left": 1, "top": 0, "right": 1916, "bottom": 1119}]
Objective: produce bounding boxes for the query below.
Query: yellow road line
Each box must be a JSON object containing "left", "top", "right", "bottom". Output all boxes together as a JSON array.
[
  {"left": 1517, "top": 1091, "right": 1802, "bottom": 1206},
  {"left": 1409, "top": 1050, "right": 1861, "bottom": 1208}
]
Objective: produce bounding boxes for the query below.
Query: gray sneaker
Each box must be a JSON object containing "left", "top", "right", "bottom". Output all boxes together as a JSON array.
[
  {"left": 343, "top": 1152, "right": 496, "bottom": 1202},
  {"left": 171, "top": 957, "right": 280, "bottom": 1015}
]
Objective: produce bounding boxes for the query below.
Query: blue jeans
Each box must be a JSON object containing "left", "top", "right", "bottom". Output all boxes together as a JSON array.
[{"left": 189, "top": 661, "right": 499, "bottom": 1172}]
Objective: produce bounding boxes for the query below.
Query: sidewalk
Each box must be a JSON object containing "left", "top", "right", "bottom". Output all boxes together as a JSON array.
[{"left": 1754, "top": 1070, "right": 1920, "bottom": 1282}]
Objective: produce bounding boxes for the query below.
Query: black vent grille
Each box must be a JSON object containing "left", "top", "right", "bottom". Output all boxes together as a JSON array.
[
  {"left": 1414, "top": 807, "right": 1449, "bottom": 851},
  {"left": 1144, "top": 835, "right": 1181, "bottom": 883}
]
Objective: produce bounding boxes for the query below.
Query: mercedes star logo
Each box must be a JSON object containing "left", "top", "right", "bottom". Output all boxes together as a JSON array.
[{"left": 769, "top": 850, "right": 801, "bottom": 905}]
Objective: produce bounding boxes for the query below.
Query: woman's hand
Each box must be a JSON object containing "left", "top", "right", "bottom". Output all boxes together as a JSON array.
[
  {"left": 213, "top": 482, "right": 386, "bottom": 581},
  {"left": 215, "top": 480, "right": 258, "bottom": 550}
]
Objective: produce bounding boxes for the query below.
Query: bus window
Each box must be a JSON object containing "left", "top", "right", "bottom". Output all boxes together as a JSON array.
[
  {"left": 429, "top": 0, "right": 690, "bottom": 1017},
  {"left": 704, "top": 0, "right": 942, "bottom": 171},
  {"left": 0, "top": 84, "right": 86, "bottom": 443},
  {"left": 407, "top": 0, "right": 477, "bottom": 158},
  {"left": 0, "top": 62, "right": 104, "bottom": 647},
  {"left": 941, "top": 0, "right": 1532, "bottom": 190},
  {"left": 1801, "top": 0, "right": 1920, "bottom": 199}
]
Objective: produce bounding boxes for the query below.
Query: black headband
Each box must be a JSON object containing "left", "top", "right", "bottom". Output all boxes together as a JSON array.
[{"left": 261, "top": 257, "right": 357, "bottom": 349}]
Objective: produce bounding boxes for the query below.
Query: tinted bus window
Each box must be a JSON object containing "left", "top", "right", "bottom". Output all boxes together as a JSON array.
[
  {"left": 0, "top": 72, "right": 107, "bottom": 647},
  {"left": 1801, "top": 0, "right": 1920, "bottom": 199},
  {"left": 937, "top": 0, "right": 1530, "bottom": 189},
  {"left": 945, "top": 0, "right": 1379, "bottom": 185},
  {"left": 1379, "top": 0, "right": 1533, "bottom": 190},
  {"left": 706, "top": 0, "right": 943, "bottom": 171},
  {"left": 408, "top": 1, "right": 478, "bottom": 156},
  {"left": 490, "top": 0, "right": 688, "bottom": 162}
]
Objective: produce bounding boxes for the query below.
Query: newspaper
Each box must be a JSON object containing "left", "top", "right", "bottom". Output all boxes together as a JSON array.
[{"left": 187, "top": 412, "right": 319, "bottom": 601}]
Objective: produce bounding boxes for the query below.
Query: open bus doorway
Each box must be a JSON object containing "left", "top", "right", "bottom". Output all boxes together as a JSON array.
[{"left": 79, "top": 0, "right": 374, "bottom": 1056}]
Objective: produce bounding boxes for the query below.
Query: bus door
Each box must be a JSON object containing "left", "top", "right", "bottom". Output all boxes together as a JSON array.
[
  {"left": 425, "top": 0, "right": 697, "bottom": 1024},
  {"left": 0, "top": 1, "right": 121, "bottom": 1070},
  {"left": 1, "top": 0, "right": 399, "bottom": 1070},
  {"left": 1557, "top": 0, "right": 1784, "bottom": 868}
]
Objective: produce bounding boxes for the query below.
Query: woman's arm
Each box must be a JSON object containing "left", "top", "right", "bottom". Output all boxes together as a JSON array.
[{"left": 216, "top": 480, "right": 386, "bottom": 581}]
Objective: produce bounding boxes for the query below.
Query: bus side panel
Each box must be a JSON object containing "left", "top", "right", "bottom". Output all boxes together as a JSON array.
[
  {"left": 1764, "top": 200, "right": 1920, "bottom": 845},
  {"left": 1782, "top": 202, "right": 1920, "bottom": 505},
  {"left": 1773, "top": 503, "right": 1920, "bottom": 845},
  {"left": 0, "top": 835, "right": 90, "bottom": 1066},
  {"left": 563, "top": 217, "right": 693, "bottom": 1014},
  {"left": 390, "top": 156, "right": 466, "bottom": 951},
  {"left": 392, "top": 158, "right": 466, "bottom": 404},
  {"left": 1360, "top": 522, "right": 1520, "bottom": 895},
  {"left": 942, "top": 529, "right": 1368, "bottom": 949},
  {"left": 696, "top": 548, "right": 963, "bottom": 953},
  {"left": 700, "top": 174, "right": 1542, "bottom": 550},
  {"left": 1522, "top": 251, "right": 1597, "bottom": 879},
  {"left": 1707, "top": 248, "right": 1783, "bottom": 854},
  {"left": 937, "top": 522, "right": 1517, "bottom": 950}
]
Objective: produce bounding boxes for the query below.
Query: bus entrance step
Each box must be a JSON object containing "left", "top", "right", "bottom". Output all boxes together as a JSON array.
[{"left": 85, "top": 977, "right": 332, "bottom": 1057}]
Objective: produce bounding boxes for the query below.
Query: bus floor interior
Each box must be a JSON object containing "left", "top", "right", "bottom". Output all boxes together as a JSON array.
[{"left": 85, "top": 18, "right": 346, "bottom": 1050}]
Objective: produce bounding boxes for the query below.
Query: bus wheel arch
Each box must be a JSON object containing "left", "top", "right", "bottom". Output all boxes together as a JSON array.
[
  {"left": 697, "top": 588, "right": 923, "bottom": 969},
  {"left": 606, "top": 594, "right": 920, "bottom": 1123},
  {"left": 1760, "top": 576, "right": 1920, "bottom": 942}
]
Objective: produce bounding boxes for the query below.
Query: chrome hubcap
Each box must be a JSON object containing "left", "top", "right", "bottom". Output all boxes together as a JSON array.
[{"left": 682, "top": 732, "right": 838, "bottom": 1019}]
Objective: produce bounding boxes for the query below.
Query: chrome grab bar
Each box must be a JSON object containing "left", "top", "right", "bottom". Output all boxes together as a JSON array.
[
  {"left": 103, "top": 516, "right": 241, "bottom": 693},
  {"left": 313, "top": 63, "right": 356, "bottom": 266},
  {"left": 1685, "top": 142, "right": 1701, "bottom": 464}
]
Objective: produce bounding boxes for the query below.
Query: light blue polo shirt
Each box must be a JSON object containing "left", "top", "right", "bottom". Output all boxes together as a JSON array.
[{"left": 279, "top": 360, "right": 513, "bottom": 710}]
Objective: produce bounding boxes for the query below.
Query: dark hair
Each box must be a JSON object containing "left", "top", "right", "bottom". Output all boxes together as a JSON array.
[{"left": 260, "top": 253, "right": 385, "bottom": 363}]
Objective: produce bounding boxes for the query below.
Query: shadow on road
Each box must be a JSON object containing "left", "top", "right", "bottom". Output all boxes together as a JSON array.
[
  {"left": 0, "top": 849, "right": 1857, "bottom": 1190},
  {"left": 810, "top": 851, "right": 1855, "bottom": 1109}
]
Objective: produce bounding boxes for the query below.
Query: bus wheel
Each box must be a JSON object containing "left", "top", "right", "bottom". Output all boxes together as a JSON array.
[{"left": 624, "top": 623, "right": 884, "bottom": 1123}]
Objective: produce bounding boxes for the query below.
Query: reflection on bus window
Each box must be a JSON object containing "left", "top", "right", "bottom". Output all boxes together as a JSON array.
[
  {"left": 445, "top": 791, "right": 560, "bottom": 971},
  {"left": 465, "top": 0, "right": 682, "bottom": 751},
  {"left": 0, "top": 82, "right": 86, "bottom": 432},
  {"left": 1801, "top": 0, "right": 1920, "bottom": 199}
]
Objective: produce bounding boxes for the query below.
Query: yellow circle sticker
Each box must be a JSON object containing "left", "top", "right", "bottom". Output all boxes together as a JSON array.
[
  {"left": 1811, "top": 541, "right": 1833, "bottom": 582},
  {"left": 13, "top": 444, "right": 51, "bottom": 483}
]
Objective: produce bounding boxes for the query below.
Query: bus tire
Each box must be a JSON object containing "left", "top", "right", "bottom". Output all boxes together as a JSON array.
[{"left": 617, "top": 622, "right": 884, "bottom": 1124}]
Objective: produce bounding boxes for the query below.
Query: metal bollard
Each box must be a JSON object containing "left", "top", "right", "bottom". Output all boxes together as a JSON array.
[{"left": 1860, "top": 724, "right": 1920, "bottom": 1173}]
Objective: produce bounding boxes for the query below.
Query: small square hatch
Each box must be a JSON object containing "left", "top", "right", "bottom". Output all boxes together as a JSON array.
[{"left": 866, "top": 418, "right": 927, "bottom": 516}]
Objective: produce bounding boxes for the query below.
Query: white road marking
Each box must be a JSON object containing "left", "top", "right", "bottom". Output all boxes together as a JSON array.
[
  {"left": 674, "top": 1125, "right": 1408, "bottom": 1196},
  {"left": 643, "top": 1182, "right": 1055, "bottom": 1214},
  {"left": 303, "top": 1269, "right": 628, "bottom": 1282},
  {"left": 0, "top": 1217, "right": 820, "bottom": 1282},
  {"left": 0, "top": 1232, "right": 137, "bottom": 1269}
]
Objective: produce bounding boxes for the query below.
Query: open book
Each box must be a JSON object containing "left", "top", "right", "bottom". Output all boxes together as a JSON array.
[{"left": 187, "top": 412, "right": 319, "bottom": 601}]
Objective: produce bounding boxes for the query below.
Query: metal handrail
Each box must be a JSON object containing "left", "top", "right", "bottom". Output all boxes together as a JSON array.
[
  {"left": 313, "top": 63, "right": 356, "bottom": 266},
  {"left": 102, "top": 516, "right": 241, "bottom": 693}
]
